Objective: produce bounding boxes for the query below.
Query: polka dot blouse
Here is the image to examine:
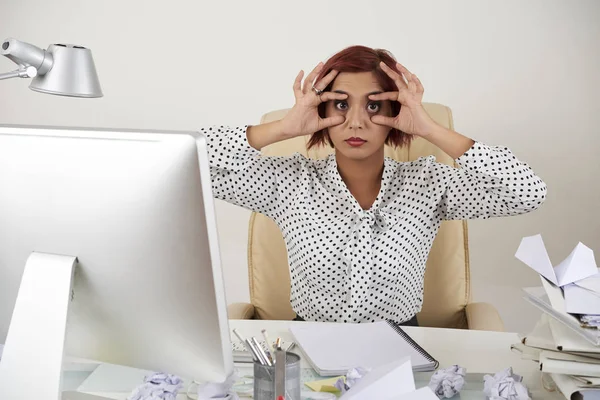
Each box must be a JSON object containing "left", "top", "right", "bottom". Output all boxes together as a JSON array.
[{"left": 203, "top": 125, "right": 547, "bottom": 324}]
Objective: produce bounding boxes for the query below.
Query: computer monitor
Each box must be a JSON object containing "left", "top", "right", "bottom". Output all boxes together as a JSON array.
[{"left": 0, "top": 124, "right": 234, "bottom": 399}]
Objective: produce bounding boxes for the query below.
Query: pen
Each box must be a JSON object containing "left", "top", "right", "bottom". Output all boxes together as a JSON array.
[{"left": 275, "top": 337, "right": 282, "bottom": 350}]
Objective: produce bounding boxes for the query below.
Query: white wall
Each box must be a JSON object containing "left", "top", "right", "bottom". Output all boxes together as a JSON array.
[{"left": 1, "top": 0, "right": 598, "bottom": 334}]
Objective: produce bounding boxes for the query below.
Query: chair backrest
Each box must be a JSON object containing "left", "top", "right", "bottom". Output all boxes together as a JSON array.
[{"left": 247, "top": 103, "right": 471, "bottom": 328}]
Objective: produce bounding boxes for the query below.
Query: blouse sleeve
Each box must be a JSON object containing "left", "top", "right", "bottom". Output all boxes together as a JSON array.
[
  {"left": 200, "top": 125, "right": 306, "bottom": 219},
  {"left": 432, "top": 141, "right": 547, "bottom": 220}
]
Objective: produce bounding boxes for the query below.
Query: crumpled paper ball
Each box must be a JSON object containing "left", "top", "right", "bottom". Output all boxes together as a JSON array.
[
  {"left": 127, "top": 373, "right": 183, "bottom": 400},
  {"left": 334, "top": 367, "right": 371, "bottom": 394},
  {"left": 195, "top": 372, "right": 240, "bottom": 400},
  {"left": 428, "top": 365, "right": 466, "bottom": 398},
  {"left": 483, "top": 367, "right": 531, "bottom": 400}
]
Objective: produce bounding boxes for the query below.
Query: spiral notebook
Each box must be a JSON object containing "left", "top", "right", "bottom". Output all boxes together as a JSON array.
[{"left": 289, "top": 320, "right": 438, "bottom": 376}]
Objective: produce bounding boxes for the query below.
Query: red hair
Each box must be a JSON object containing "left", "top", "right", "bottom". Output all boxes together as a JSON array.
[{"left": 307, "top": 45, "right": 413, "bottom": 150}]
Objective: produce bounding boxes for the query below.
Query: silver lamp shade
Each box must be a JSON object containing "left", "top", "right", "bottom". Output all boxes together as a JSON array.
[{"left": 29, "top": 43, "right": 103, "bottom": 98}]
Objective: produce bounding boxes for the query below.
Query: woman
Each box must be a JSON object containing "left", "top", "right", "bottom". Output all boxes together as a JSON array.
[{"left": 202, "top": 45, "right": 547, "bottom": 326}]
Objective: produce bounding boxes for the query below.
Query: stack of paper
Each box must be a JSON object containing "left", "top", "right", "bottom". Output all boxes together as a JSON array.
[
  {"left": 515, "top": 235, "right": 600, "bottom": 398},
  {"left": 512, "top": 315, "right": 600, "bottom": 399},
  {"left": 522, "top": 285, "right": 600, "bottom": 346},
  {"left": 516, "top": 234, "right": 600, "bottom": 343}
]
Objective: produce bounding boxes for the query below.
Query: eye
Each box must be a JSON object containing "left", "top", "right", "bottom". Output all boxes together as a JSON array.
[
  {"left": 334, "top": 100, "right": 348, "bottom": 111},
  {"left": 367, "top": 102, "right": 381, "bottom": 113}
]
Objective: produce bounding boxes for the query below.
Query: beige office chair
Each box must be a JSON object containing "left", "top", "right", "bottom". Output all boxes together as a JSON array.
[{"left": 227, "top": 103, "right": 504, "bottom": 331}]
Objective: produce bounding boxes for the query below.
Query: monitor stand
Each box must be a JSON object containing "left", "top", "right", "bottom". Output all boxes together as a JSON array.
[{"left": 0, "top": 252, "right": 111, "bottom": 400}]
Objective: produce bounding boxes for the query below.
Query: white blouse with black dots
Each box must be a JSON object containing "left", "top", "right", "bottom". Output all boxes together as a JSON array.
[{"left": 204, "top": 125, "right": 547, "bottom": 324}]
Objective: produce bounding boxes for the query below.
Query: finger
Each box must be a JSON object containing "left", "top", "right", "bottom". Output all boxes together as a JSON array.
[
  {"left": 293, "top": 70, "right": 304, "bottom": 98},
  {"left": 407, "top": 79, "right": 417, "bottom": 93},
  {"left": 379, "top": 61, "right": 407, "bottom": 89},
  {"left": 379, "top": 61, "right": 400, "bottom": 80},
  {"left": 396, "top": 63, "right": 416, "bottom": 89},
  {"left": 319, "top": 91, "right": 347, "bottom": 103},
  {"left": 319, "top": 115, "right": 345, "bottom": 130},
  {"left": 396, "top": 63, "right": 413, "bottom": 78},
  {"left": 413, "top": 74, "right": 424, "bottom": 94},
  {"left": 314, "top": 69, "right": 339, "bottom": 91},
  {"left": 368, "top": 92, "right": 399, "bottom": 101},
  {"left": 371, "top": 115, "right": 397, "bottom": 128},
  {"left": 302, "top": 62, "right": 324, "bottom": 94}
]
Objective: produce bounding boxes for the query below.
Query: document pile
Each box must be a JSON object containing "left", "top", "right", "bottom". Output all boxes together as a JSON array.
[
  {"left": 516, "top": 234, "right": 600, "bottom": 340},
  {"left": 515, "top": 234, "right": 600, "bottom": 399},
  {"left": 512, "top": 315, "right": 600, "bottom": 399}
]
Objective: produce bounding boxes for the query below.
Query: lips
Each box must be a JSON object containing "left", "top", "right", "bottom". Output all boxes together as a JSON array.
[{"left": 346, "top": 137, "right": 366, "bottom": 147}]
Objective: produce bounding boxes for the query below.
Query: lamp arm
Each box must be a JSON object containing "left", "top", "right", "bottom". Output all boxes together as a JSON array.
[
  {"left": 1, "top": 38, "right": 53, "bottom": 75},
  {"left": 0, "top": 66, "right": 37, "bottom": 81}
]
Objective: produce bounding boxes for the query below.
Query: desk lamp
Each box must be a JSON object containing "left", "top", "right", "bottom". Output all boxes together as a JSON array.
[{"left": 0, "top": 37, "right": 102, "bottom": 98}]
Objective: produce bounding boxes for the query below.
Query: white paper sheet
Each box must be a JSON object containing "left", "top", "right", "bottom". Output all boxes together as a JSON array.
[
  {"left": 576, "top": 273, "right": 600, "bottom": 293},
  {"left": 550, "top": 373, "right": 600, "bottom": 400},
  {"left": 541, "top": 277, "right": 567, "bottom": 313},
  {"left": 563, "top": 284, "right": 600, "bottom": 315},
  {"left": 338, "top": 357, "right": 415, "bottom": 400}
]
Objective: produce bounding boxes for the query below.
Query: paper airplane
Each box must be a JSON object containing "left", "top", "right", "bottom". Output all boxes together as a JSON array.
[{"left": 516, "top": 234, "right": 600, "bottom": 315}]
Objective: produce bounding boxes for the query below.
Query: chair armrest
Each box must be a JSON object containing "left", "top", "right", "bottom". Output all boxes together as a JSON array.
[
  {"left": 465, "top": 302, "right": 505, "bottom": 331},
  {"left": 227, "top": 302, "right": 256, "bottom": 320}
]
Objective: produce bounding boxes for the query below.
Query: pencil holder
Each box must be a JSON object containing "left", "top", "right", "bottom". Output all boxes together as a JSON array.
[{"left": 253, "top": 351, "right": 301, "bottom": 400}]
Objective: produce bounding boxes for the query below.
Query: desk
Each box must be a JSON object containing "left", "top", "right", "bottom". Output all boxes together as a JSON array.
[
  {"left": 231, "top": 320, "right": 562, "bottom": 399},
  {"left": 67, "top": 319, "right": 563, "bottom": 399}
]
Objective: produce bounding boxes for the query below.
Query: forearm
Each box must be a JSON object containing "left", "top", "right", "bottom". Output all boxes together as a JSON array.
[
  {"left": 420, "top": 124, "right": 475, "bottom": 160},
  {"left": 246, "top": 120, "right": 290, "bottom": 151},
  {"left": 437, "top": 140, "right": 547, "bottom": 220}
]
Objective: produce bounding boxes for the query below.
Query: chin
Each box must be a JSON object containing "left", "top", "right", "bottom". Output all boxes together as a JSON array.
[{"left": 335, "top": 145, "right": 381, "bottom": 161}]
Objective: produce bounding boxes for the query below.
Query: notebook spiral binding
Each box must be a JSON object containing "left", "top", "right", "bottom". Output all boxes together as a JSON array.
[{"left": 386, "top": 320, "right": 440, "bottom": 369}]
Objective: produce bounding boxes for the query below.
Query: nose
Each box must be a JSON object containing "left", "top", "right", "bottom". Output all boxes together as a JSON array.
[{"left": 347, "top": 106, "right": 367, "bottom": 130}]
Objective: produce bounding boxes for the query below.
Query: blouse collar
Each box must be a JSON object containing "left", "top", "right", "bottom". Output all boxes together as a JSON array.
[{"left": 319, "top": 154, "right": 400, "bottom": 231}]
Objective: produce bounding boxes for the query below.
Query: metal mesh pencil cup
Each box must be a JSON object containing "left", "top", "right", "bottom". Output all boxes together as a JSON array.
[{"left": 253, "top": 351, "right": 301, "bottom": 400}]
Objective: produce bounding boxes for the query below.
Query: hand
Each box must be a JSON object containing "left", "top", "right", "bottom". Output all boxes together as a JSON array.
[
  {"left": 369, "top": 62, "right": 438, "bottom": 137},
  {"left": 279, "top": 62, "right": 348, "bottom": 138}
]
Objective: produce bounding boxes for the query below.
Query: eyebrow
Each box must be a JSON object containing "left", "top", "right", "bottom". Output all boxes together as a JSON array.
[{"left": 333, "top": 90, "right": 383, "bottom": 97}]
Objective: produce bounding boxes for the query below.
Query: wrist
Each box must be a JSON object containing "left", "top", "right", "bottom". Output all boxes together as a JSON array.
[
  {"left": 278, "top": 118, "right": 302, "bottom": 140},
  {"left": 417, "top": 121, "right": 447, "bottom": 140},
  {"left": 274, "top": 119, "right": 291, "bottom": 138},
  {"left": 247, "top": 120, "right": 290, "bottom": 150}
]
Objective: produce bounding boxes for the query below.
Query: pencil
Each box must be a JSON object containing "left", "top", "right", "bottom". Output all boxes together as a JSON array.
[
  {"left": 251, "top": 337, "right": 272, "bottom": 366},
  {"left": 233, "top": 329, "right": 259, "bottom": 363},
  {"left": 261, "top": 329, "right": 275, "bottom": 362},
  {"left": 246, "top": 338, "right": 266, "bottom": 365}
]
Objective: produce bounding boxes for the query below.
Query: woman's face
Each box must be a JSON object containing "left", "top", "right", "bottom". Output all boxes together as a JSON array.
[{"left": 324, "top": 71, "right": 393, "bottom": 162}]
